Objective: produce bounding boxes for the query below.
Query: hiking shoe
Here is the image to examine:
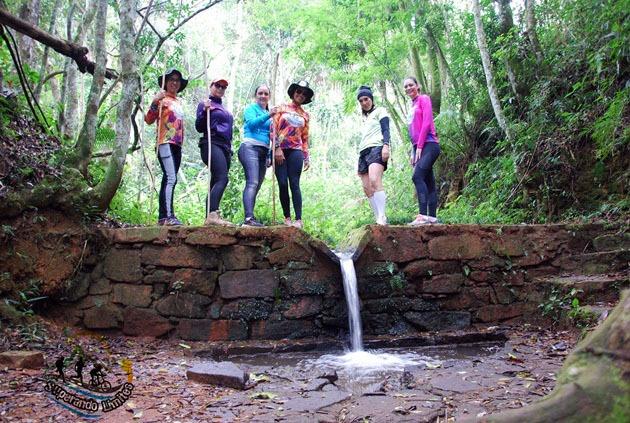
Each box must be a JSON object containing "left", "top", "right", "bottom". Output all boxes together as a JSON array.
[
  {"left": 204, "top": 211, "right": 234, "bottom": 226},
  {"left": 243, "top": 217, "right": 264, "bottom": 227},
  {"left": 376, "top": 215, "right": 388, "bottom": 226},
  {"left": 292, "top": 219, "right": 303, "bottom": 229},
  {"left": 284, "top": 217, "right": 293, "bottom": 226},
  {"left": 157, "top": 218, "right": 168, "bottom": 226},
  {"left": 164, "top": 216, "right": 182, "bottom": 226},
  {"left": 407, "top": 214, "right": 437, "bottom": 226}
]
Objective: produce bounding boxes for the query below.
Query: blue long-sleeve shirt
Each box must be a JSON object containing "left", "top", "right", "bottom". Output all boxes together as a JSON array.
[
  {"left": 195, "top": 96, "right": 234, "bottom": 151},
  {"left": 242, "top": 102, "right": 271, "bottom": 146}
]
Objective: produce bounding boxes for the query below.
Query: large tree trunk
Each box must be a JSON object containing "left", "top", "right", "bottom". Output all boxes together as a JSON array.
[
  {"left": 16, "top": 0, "right": 40, "bottom": 68},
  {"left": 471, "top": 0, "right": 511, "bottom": 140},
  {"left": 426, "top": 40, "right": 441, "bottom": 113},
  {"left": 63, "top": 0, "right": 98, "bottom": 141},
  {"left": 524, "top": 0, "right": 544, "bottom": 66},
  {"left": 34, "top": 0, "right": 62, "bottom": 101},
  {"left": 477, "top": 290, "right": 630, "bottom": 422},
  {"left": 72, "top": 0, "right": 107, "bottom": 176},
  {"left": 94, "top": 0, "right": 138, "bottom": 211},
  {"left": 493, "top": 0, "right": 522, "bottom": 104}
]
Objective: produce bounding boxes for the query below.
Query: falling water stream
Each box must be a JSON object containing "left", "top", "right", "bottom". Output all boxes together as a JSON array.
[{"left": 306, "top": 252, "right": 441, "bottom": 377}]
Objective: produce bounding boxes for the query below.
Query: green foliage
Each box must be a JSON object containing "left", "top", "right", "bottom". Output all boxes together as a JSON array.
[
  {"left": 3, "top": 279, "right": 47, "bottom": 317},
  {"left": 591, "top": 88, "right": 630, "bottom": 160},
  {"left": 539, "top": 287, "right": 597, "bottom": 329}
]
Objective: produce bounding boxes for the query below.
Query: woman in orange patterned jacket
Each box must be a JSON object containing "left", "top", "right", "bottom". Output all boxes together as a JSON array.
[
  {"left": 271, "top": 80, "right": 314, "bottom": 229},
  {"left": 144, "top": 68, "right": 188, "bottom": 226}
]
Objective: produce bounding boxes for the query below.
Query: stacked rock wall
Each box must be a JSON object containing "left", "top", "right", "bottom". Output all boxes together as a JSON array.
[{"left": 55, "top": 224, "right": 629, "bottom": 340}]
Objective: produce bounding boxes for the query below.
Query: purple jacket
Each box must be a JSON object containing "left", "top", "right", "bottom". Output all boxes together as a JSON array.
[{"left": 195, "top": 96, "right": 234, "bottom": 151}]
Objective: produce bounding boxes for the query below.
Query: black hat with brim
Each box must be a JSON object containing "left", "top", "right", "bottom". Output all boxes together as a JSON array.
[
  {"left": 157, "top": 68, "right": 188, "bottom": 93},
  {"left": 287, "top": 80, "right": 314, "bottom": 104}
]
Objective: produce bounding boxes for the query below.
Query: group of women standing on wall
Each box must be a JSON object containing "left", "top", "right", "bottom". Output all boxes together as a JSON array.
[{"left": 144, "top": 69, "right": 440, "bottom": 228}]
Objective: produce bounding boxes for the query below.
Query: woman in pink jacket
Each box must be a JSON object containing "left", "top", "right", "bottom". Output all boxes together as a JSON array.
[{"left": 404, "top": 76, "right": 441, "bottom": 225}]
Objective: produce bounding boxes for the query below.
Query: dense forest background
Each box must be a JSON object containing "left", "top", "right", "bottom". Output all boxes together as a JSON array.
[{"left": 0, "top": 0, "right": 628, "bottom": 245}]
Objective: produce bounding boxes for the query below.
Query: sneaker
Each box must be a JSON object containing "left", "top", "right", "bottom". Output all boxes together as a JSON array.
[
  {"left": 284, "top": 217, "right": 292, "bottom": 226},
  {"left": 204, "top": 211, "right": 234, "bottom": 226},
  {"left": 376, "top": 215, "right": 388, "bottom": 226},
  {"left": 243, "top": 217, "right": 264, "bottom": 227},
  {"left": 157, "top": 218, "right": 168, "bottom": 226},
  {"left": 407, "top": 214, "right": 436, "bottom": 226},
  {"left": 292, "top": 219, "right": 303, "bottom": 229},
  {"left": 164, "top": 216, "right": 182, "bottom": 226}
]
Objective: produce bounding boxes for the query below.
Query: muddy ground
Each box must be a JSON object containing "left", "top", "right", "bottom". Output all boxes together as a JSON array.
[{"left": 0, "top": 320, "right": 583, "bottom": 423}]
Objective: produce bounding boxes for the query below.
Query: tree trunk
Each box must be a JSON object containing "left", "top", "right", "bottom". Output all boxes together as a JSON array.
[
  {"left": 477, "top": 290, "right": 630, "bottom": 422},
  {"left": 524, "top": 0, "right": 544, "bottom": 66},
  {"left": 494, "top": 0, "right": 522, "bottom": 103},
  {"left": 471, "top": 0, "right": 511, "bottom": 140},
  {"left": 72, "top": 0, "right": 107, "bottom": 176},
  {"left": 94, "top": 0, "right": 138, "bottom": 211},
  {"left": 34, "top": 0, "right": 62, "bottom": 101},
  {"left": 16, "top": 0, "right": 40, "bottom": 68},
  {"left": 63, "top": 0, "right": 98, "bottom": 141},
  {"left": 425, "top": 33, "right": 441, "bottom": 113}
]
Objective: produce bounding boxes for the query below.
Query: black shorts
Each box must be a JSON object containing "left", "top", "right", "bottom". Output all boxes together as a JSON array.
[{"left": 358, "top": 146, "right": 388, "bottom": 174}]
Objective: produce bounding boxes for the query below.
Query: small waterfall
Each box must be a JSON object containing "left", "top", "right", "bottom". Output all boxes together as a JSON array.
[{"left": 337, "top": 252, "right": 363, "bottom": 351}]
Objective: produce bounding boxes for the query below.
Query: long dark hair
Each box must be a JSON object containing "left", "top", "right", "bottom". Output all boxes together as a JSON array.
[{"left": 254, "top": 84, "right": 271, "bottom": 110}]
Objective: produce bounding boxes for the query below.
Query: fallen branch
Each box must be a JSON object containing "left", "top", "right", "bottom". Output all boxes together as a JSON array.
[{"left": 0, "top": 7, "right": 118, "bottom": 79}]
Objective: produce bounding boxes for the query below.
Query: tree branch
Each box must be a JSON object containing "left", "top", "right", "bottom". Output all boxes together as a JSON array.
[{"left": 0, "top": 6, "right": 118, "bottom": 79}]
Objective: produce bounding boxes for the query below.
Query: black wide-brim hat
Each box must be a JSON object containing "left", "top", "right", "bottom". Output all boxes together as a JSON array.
[
  {"left": 287, "top": 80, "right": 314, "bottom": 104},
  {"left": 157, "top": 68, "right": 188, "bottom": 93}
]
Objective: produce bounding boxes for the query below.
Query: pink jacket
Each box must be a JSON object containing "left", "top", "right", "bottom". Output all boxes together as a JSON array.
[{"left": 408, "top": 95, "right": 438, "bottom": 149}]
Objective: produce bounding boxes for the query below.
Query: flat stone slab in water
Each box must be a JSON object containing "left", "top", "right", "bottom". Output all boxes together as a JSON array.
[
  {"left": 0, "top": 351, "right": 45, "bottom": 369},
  {"left": 187, "top": 361, "right": 249, "bottom": 390},
  {"left": 430, "top": 374, "right": 481, "bottom": 393}
]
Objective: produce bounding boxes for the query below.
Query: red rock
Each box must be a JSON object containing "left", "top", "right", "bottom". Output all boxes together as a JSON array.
[
  {"left": 223, "top": 245, "right": 258, "bottom": 270},
  {"left": 268, "top": 244, "right": 312, "bottom": 266},
  {"left": 187, "top": 361, "right": 249, "bottom": 389},
  {"left": 171, "top": 268, "right": 218, "bottom": 296},
  {"left": 250, "top": 320, "right": 316, "bottom": 339},
  {"left": 367, "top": 226, "right": 428, "bottom": 262},
  {"left": 83, "top": 304, "right": 122, "bottom": 329},
  {"left": 103, "top": 227, "right": 169, "bottom": 244},
  {"left": 185, "top": 228, "right": 238, "bottom": 246},
  {"left": 141, "top": 245, "right": 218, "bottom": 269},
  {"left": 403, "top": 260, "right": 461, "bottom": 279},
  {"left": 111, "top": 284, "right": 153, "bottom": 307},
  {"left": 103, "top": 249, "right": 142, "bottom": 282},
  {"left": 422, "top": 274, "right": 465, "bottom": 294},
  {"left": 122, "top": 307, "right": 173, "bottom": 337},
  {"left": 176, "top": 319, "right": 247, "bottom": 341},
  {"left": 218, "top": 270, "right": 277, "bottom": 299},
  {"left": 474, "top": 303, "right": 530, "bottom": 322},
  {"left": 428, "top": 234, "right": 487, "bottom": 260},
  {"left": 154, "top": 293, "right": 211, "bottom": 318},
  {"left": 0, "top": 351, "right": 45, "bottom": 369},
  {"left": 283, "top": 296, "right": 323, "bottom": 319}
]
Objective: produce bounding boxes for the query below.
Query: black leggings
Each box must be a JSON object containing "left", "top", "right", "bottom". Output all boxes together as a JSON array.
[
  {"left": 412, "top": 142, "right": 440, "bottom": 217},
  {"left": 200, "top": 142, "right": 231, "bottom": 213},
  {"left": 275, "top": 149, "right": 303, "bottom": 220},
  {"left": 157, "top": 143, "right": 182, "bottom": 219}
]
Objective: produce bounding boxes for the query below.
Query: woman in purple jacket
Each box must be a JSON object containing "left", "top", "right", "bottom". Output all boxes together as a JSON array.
[
  {"left": 196, "top": 78, "right": 234, "bottom": 226},
  {"left": 404, "top": 76, "right": 441, "bottom": 225}
]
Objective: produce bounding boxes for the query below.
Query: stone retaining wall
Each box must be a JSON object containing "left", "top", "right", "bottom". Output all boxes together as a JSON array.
[{"left": 54, "top": 224, "right": 629, "bottom": 341}]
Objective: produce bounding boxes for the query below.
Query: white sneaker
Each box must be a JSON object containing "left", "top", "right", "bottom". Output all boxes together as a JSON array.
[
  {"left": 292, "top": 219, "right": 303, "bottom": 229},
  {"left": 204, "top": 211, "right": 234, "bottom": 226},
  {"left": 376, "top": 215, "right": 388, "bottom": 225},
  {"left": 284, "top": 217, "right": 292, "bottom": 226}
]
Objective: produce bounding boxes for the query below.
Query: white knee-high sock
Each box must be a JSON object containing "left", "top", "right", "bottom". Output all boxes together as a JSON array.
[
  {"left": 373, "top": 190, "right": 387, "bottom": 219},
  {"left": 368, "top": 196, "right": 378, "bottom": 219}
]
